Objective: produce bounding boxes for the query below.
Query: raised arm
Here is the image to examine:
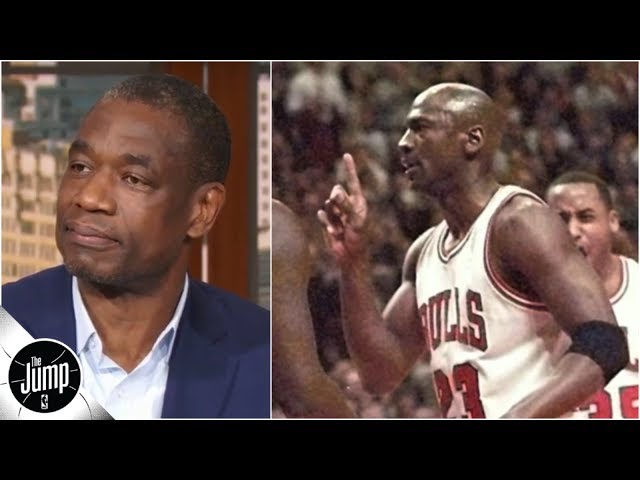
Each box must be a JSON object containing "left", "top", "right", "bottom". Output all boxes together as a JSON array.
[
  {"left": 491, "top": 197, "right": 629, "bottom": 418},
  {"left": 318, "top": 154, "right": 427, "bottom": 395},
  {"left": 272, "top": 199, "right": 354, "bottom": 418}
]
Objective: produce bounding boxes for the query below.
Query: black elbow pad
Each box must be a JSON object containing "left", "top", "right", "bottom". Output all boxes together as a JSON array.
[{"left": 568, "top": 320, "right": 629, "bottom": 384}]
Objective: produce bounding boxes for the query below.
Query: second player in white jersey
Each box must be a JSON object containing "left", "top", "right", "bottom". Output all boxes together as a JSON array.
[
  {"left": 572, "top": 256, "right": 638, "bottom": 418},
  {"left": 546, "top": 171, "right": 638, "bottom": 419}
]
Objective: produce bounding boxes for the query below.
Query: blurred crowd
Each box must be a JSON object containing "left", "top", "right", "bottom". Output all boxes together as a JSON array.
[{"left": 271, "top": 62, "right": 638, "bottom": 418}]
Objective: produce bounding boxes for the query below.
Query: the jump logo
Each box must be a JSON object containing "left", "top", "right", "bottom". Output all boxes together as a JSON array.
[{"left": 8, "top": 339, "right": 81, "bottom": 413}]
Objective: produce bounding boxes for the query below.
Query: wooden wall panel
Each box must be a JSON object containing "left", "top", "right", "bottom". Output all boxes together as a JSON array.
[
  {"left": 165, "top": 62, "right": 252, "bottom": 300},
  {"left": 206, "top": 62, "right": 251, "bottom": 300}
]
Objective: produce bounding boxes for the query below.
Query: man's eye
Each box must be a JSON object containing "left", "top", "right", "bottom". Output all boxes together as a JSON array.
[
  {"left": 124, "top": 175, "right": 149, "bottom": 187},
  {"left": 124, "top": 175, "right": 141, "bottom": 185},
  {"left": 70, "top": 163, "right": 89, "bottom": 173}
]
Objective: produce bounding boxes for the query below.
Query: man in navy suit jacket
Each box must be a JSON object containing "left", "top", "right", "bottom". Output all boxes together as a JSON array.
[{"left": 1, "top": 74, "right": 270, "bottom": 419}]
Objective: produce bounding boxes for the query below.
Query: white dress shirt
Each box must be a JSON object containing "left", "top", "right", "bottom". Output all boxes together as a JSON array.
[{"left": 73, "top": 275, "right": 188, "bottom": 420}]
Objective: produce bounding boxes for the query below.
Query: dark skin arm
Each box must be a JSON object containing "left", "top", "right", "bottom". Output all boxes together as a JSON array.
[
  {"left": 317, "top": 154, "right": 427, "bottom": 395},
  {"left": 272, "top": 199, "right": 354, "bottom": 418},
  {"left": 492, "top": 197, "right": 623, "bottom": 418}
]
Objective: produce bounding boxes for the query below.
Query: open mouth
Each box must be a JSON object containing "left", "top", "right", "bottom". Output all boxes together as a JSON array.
[{"left": 577, "top": 246, "right": 587, "bottom": 257}]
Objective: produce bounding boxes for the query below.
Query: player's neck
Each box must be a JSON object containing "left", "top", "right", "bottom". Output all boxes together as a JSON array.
[
  {"left": 440, "top": 177, "right": 499, "bottom": 240},
  {"left": 593, "top": 252, "right": 622, "bottom": 299}
]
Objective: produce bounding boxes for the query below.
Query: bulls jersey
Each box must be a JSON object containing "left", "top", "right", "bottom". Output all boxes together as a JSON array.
[
  {"left": 415, "top": 185, "right": 568, "bottom": 418},
  {"left": 575, "top": 256, "right": 638, "bottom": 419}
]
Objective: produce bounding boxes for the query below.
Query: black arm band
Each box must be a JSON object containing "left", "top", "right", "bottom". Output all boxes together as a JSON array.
[{"left": 568, "top": 321, "right": 629, "bottom": 384}]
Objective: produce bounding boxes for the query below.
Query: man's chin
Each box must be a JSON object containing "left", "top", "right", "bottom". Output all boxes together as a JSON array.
[
  {"left": 406, "top": 176, "right": 428, "bottom": 192},
  {"left": 63, "top": 261, "right": 125, "bottom": 288}
]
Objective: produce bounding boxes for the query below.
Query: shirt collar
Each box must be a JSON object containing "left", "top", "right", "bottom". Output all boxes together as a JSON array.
[{"left": 73, "top": 275, "right": 189, "bottom": 364}]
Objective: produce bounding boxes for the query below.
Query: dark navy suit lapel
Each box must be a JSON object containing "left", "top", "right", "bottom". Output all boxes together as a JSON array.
[
  {"left": 34, "top": 268, "right": 78, "bottom": 352},
  {"left": 161, "top": 278, "right": 239, "bottom": 418}
]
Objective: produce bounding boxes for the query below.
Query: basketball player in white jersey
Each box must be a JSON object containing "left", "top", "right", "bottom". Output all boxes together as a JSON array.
[
  {"left": 546, "top": 172, "right": 638, "bottom": 419},
  {"left": 317, "top": 83, "right": 629, "bottom": 418},
  {"left": 272, "top": 199, "right": 355, "bottom": 417}
]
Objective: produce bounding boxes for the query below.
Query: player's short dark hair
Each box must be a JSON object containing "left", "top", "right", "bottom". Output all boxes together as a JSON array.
[
  {"left": 548, "top": 170, "right": 613, "bottom": 210},
  {"left": 100, "top": 73, "right": 231, "bottom": 186}
]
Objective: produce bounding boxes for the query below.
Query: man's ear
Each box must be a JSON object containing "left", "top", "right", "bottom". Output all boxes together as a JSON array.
[
  {"left": 608, "top": 209, "right": 620, "bottom": 234},
  {"left": 187, "top": 182, "right": 226, "bottom": 239},
  {"left": 464, "top": 125, "right": 485, "bottom": 158}
]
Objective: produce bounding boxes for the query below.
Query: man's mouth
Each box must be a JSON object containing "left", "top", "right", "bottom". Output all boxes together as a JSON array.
[
  {"left": 401, "top": 159, "right": 419, "bottom": 175},
  {"left": 64, "top": 221, "right": 118, "bottom": 249}
]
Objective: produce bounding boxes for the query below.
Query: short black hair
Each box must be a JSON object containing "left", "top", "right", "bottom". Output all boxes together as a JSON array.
[
  {"left": 548, "top": 170, "right": 613, "bottom": 210},
  {"left": 100, "top": 73, "right": 231, "bottom": 185}
]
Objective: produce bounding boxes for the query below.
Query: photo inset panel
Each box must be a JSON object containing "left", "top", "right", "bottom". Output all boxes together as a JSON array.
[{"left": 271, "top": 61, "right": 638, "bottom": 419}]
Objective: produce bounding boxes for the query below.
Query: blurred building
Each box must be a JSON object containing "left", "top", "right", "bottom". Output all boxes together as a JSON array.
[
  {"left": 2, "top": 139, "right": 66, "bottom": 283},
  {"left": 4, "top": 74, "right": 126, "bottom": 143}
]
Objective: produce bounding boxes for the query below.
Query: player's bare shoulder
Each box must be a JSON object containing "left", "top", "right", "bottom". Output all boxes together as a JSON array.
[
  {"left": 488, "top": 189, "right": 581, "bottom": 304},
  {"left": 492, "top": 194, "right": 550, "bottom": 236},
  {"left": 402, "top": 227, "right": 437, "bottom": 282},
  {"left": 490, "top": 193, "right": 566, "bottom": 261},
  {"left": 273, "top": 199, "right": 308, "bottom": 260},
  {"left": 273, "top": 198, "right": 301, "bottom": 236}
]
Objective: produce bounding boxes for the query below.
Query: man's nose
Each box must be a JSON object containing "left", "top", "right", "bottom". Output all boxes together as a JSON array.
[
  {"left": 73, "top": 170, "right": 117, "bottom": 214},
  {"left": 398, "top": 130, "right": 413, "bottom": 154},
  {"left": 567, "top": 217, "right": 582, "bottom": 240}
]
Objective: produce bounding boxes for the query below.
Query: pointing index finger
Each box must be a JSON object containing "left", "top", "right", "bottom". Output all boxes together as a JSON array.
[{"left": 343, "top": 153, "right": 363, "bottom": 197}]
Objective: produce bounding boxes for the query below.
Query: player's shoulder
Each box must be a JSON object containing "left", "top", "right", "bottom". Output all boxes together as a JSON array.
[
  {"left": 620, "top": 255, "right": 639, "bottom": 281},
  {"left": 272, "top": 199, "right": 303, "bottom": 235},
  {"left": 490, "top": 185, "right": 558, "bottom": 239},
  {"left": 492, "top": 185, "right": 548, "bottom": 222},
  {"left": 272, "top": 198, "right": 295, "bottom": 220},
  {"left": 488, "top": 185, "right": 572, "bottom": 269},
  {"left": 272, "top": 198, "right": 308, "bottom": 260}
]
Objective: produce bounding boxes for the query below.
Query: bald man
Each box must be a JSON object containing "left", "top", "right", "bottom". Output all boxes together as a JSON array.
[
  {"left": 272, "top": 199, "right": 354, "bottom": 417},
  {"left": 318, "top": 83, "right": 628, "bottom": 418}
]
